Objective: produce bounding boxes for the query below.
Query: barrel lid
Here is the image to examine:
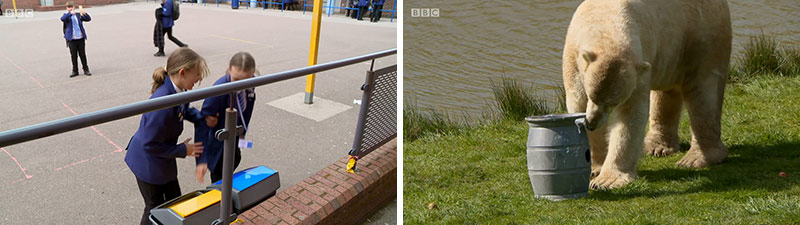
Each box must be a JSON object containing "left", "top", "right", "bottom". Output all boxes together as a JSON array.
[{"left": 525, "top": 113, "right": 585, "bottom": 124}]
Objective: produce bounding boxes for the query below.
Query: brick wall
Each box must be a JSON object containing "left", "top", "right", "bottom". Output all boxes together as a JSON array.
[
  {"left": 238, "top": 138, "right": 396, "bottom": 225},
  {"left": 3, "top": 0, "right": 128, "bottom": 12}
]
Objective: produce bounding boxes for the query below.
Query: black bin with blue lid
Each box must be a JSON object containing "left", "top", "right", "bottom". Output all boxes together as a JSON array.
[{"left": 207, "top": 165, "right": 281, "bottom": 213}]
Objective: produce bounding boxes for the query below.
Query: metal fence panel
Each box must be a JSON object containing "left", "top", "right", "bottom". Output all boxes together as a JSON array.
[{"left": 351, "top": 65, "right": 397, "bottom": 158}]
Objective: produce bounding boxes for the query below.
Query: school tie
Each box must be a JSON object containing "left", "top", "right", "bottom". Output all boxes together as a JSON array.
[
  {"left": 235, "top": 90, "right": 249, "bottom": 133},
  {"left": 236, "top": 90, "right": 247, "bottom": 113},
  {"left": 178, "top": 103, "right": 185, "bottom": 120}
]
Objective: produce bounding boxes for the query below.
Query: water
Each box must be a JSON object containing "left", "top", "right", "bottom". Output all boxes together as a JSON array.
[{"left": 404, "top": 0, "right": 800, "bottom": 117}]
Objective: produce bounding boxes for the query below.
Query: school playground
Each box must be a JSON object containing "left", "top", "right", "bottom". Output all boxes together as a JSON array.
[{"left": 0, "top": 1, "right": 396, "bottom": 224}]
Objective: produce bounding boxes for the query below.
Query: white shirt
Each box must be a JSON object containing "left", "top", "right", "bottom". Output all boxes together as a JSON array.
[
  {"left": 70, "top": 14, "right": 83, "bottom": 40},
  {"left": 170, "top": 76, "right": 184, "bottom": 93}
]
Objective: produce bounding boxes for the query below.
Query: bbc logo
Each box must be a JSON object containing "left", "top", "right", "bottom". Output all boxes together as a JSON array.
[
  {"left": 411, "top": 8, "right": 440, "bottom": 17},
  {"left": 4, "top": 9, "right": 34, "bottom": 17}
]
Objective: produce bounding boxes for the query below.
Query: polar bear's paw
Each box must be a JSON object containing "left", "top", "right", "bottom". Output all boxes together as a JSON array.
[
  {"left": 591, "top": 168, "right": 601, "bottom": 178},
  {"left": 645, "top": 138, "right": 680, "bottom": 157},
  {"left": 590, "top": 170, "right": 636, "bottom": 190},
  {"left": 676, "top": 146, "right": 728, "bottom": 168}
]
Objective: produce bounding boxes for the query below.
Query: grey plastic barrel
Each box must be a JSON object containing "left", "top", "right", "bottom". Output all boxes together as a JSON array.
[{"left": 525, "top": 113, "right": 591, "bottom": 201}]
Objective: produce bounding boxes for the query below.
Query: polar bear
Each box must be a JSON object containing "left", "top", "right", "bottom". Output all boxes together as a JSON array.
[{"left": 562, "top": 0, "right": 732, "bottom": 190}]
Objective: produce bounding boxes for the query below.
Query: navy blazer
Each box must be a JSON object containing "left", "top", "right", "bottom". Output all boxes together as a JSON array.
[
  {"left": 125, "top": 75, "right": 203, "bottom": 185},
  {"left": 372, "top": 0, "right": 384, "bottom": 5},
  {"left": 161, "top": 0, "right": 174, "bottom": 28},
  {"left": 60, "top": 12, "right": 91, "bottom": 41},
  {"left": 357, "top": 0, "right": 369, "bottom": 7},
  {"left": 194, "top": 74, "right": 256, "bottom": 171}
]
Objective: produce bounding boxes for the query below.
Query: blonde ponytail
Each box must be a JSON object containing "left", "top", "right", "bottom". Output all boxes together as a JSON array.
[
  {"left": 151, "top": 67, "right": 168, "bottom": 94},
  {"left": 150, "top": 47, "right": 209, "bottom": 94}
]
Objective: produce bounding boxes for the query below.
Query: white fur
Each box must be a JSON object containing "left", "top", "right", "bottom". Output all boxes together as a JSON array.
[{"left": 562, "top": 0, "right": 732, "bottom": 190}]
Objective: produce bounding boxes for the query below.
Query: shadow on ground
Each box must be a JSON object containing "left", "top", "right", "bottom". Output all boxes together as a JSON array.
[{"left": 589, "top": 141, "right": 800, "bottom": 201}]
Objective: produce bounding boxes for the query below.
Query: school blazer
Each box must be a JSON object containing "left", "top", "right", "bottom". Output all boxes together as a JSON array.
[
  {"left": 194, "top": 74, "right": 256, "bottom": 171},
  {"left": 60, "top": 12, "right": 91, "bottom": 41},
  {"left": 161, "top": 0, "right": 174, "bottom": 28},
  {"left": 125, "top": 75, "right": 203, "bottom": 185}
]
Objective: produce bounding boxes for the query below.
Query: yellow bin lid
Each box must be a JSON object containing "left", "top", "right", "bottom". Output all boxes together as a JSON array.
[{"left": 168, "top": 189, "right": 222, "bottom": 218}]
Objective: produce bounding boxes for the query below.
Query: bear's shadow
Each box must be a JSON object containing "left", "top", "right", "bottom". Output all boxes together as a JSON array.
[{"left": 588, "top": 141, "right": 800, "bottom": 201}]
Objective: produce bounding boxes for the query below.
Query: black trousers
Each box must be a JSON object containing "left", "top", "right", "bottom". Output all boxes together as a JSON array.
[
  {"left": 136, "top": 178, "right": 181, "bottom": 225},
  {"left": 67, "top": 38, "right": 89, "bottom": 72},
  {"left": 371, "top": 5, "right": 383, "bottom": 22},
  {"left": 158, "top": 27, "right": 186, "bottom": 53},
  {"left": 357, "top": 6, "right": 368, "bottom": 20},
  {"left": 210, "top": 147, "right": 242, "bottom": 183},
  {"left": 350, "top": 6, "right": 358, "bottom": 18}
]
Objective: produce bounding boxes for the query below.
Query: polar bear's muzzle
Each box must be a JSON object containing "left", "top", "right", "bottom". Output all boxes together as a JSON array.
[{"left": 585, "top": 100, "right": 611, "bottom": 131}]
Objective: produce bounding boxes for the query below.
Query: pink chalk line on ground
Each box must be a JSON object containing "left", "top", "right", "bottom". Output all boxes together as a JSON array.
[
  {"left": 53, "top": 103, "right": 124, "bottom": 171},
  {"left": 2, "top": 148, "right": 32, "bottom": 179},
  {"left": 0, "top": 52, "right": 44, "bottom": 89},
  {"left": 1, "top": 50, "right": 124, "bottom": 175}
]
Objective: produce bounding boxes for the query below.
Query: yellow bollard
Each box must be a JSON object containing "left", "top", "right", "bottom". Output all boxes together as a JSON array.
[
  {"left": 12, "top": 0, "right": 18, "bottom": 18},
  {"left": 304, "top": 0, "right": 323, "bottom": 104}
]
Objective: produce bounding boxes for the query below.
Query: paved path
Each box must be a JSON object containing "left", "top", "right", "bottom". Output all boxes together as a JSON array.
[{"left": 0, "top": 2, "right": 396, "bottom": 224}]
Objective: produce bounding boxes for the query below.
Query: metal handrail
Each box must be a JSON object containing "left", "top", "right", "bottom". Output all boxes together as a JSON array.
[{"left": 0, "top": 48, "right": 396, "bottom": 148}]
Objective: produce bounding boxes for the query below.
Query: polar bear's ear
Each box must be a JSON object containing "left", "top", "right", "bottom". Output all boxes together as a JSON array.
[
  {"left": 637, "top": 62, "right": 651, "bottom": 73},
  {"left": 581, "top": 50, "right": 597, "bottom": 64}
]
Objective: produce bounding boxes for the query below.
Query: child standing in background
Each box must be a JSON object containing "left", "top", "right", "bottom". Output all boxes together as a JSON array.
[{"left": 61, "top": 1, "right": 92, "bottom": 77}]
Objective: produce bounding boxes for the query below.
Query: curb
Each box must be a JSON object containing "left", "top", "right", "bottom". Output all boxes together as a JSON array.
[{"left": 239, "top": 138, "right": 397, "bottom": 225}]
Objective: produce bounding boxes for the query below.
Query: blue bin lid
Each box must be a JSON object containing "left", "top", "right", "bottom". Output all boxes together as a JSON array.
[{"left": 214, "top": 165, "right": 277, "bottom": 191}]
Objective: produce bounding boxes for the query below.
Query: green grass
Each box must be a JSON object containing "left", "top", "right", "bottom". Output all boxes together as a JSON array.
[
  {"left": 403, "top": 102, "right": 469, "bottom": 142},
  {"left": 488, "top": 76, "right": 556, "bottom": 121},
  {"left": 405, "top": 76, "right": 566, "bottom": 142},
  {"left": 404, "top": 35, "right": 800, "bottom": 224},
  {"left": 730, "top": 33, "right": 800, "bottom": 83},
  {"left": 403, "top": 75, "right": 800, "bottom": 224}
]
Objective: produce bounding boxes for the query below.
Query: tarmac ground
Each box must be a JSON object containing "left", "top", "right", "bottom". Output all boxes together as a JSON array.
[{"left": 0, "top": 2, "right": 396, "bottom": 224}]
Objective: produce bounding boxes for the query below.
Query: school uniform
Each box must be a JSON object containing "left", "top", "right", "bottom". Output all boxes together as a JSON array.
[
  {"left": 346, "top": 0, "right": 355, "bottom": 17},
  {"left": 125, "top": 75, "right": 203, "bottom": 225},
  {"left": 370, "top": 0, "right": 385, "bottom": 22},
  {"left": 194, "top": 74, "right": 256, "bottom": 183},
  {"left": 155, "top": 0, "right": 186, "bottom": 56},
  {"left": 356, "top": 0, "right": 369, "bottom": 20},
  {"left": 153, "top": 8, "right": 165, "bottom": 52},
  {"left": 60, "top": 11, "right": 91, "bottom": 76},
  {"left": 282, "top": 0, "right": 295, "bottom": 10}
]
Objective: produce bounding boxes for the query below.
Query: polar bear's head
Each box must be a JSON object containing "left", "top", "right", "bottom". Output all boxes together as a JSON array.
[{"left": 579, "top": 50, "right": 650, "bottom": 131}]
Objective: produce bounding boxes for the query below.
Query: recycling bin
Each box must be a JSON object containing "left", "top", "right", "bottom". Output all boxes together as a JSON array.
[
  {"left": 207, "top": 165, "right": 280, "bottom": 213},
  {"left": 149, "top": 189, "right": 222, "bottom": 225}
]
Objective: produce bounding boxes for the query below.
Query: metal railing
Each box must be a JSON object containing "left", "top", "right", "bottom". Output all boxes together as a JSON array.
[
  {"left": 0, "top": 48, "right": 396, "bottom": 148},
  {"left": 0, "top": 48, "right": 395, "bottom": 225},
  {"left": 302, "top": 0, "right": 397, "bottom": 22},
  {"left": 177, "top": 0, "right": 297, "bottom": 11}
]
